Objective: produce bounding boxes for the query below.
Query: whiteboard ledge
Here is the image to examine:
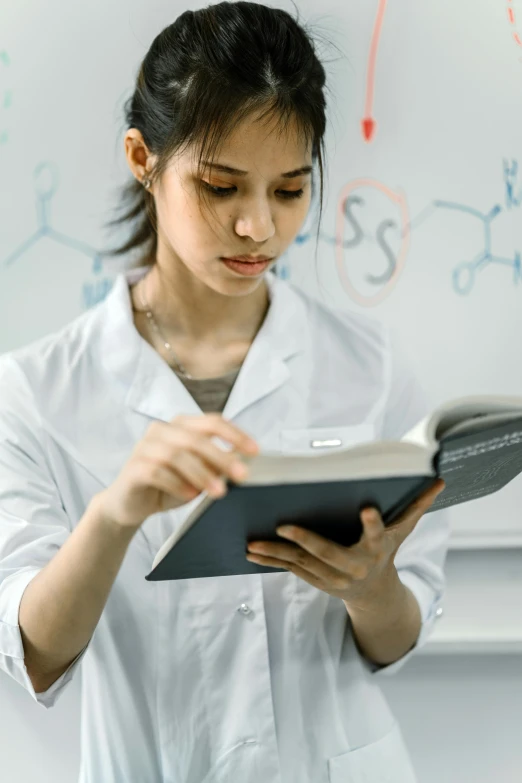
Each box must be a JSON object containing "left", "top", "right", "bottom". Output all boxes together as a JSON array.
[
  {"left": 420, "top": 637, "right": 522, "bottom": 655},
  {"left": 449, "top": 532, "right": 522, "bottom": 550}
]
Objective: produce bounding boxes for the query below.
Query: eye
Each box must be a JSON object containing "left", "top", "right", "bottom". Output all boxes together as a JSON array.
[
  {"left": 278, "top": 189, "right": 305, "bottom": 200},
  {"left": 201, "top": 182, "right": 305, "bottom": 200},
  {"left": 201, "top": 183, "right": 235, "bottom": 197}
]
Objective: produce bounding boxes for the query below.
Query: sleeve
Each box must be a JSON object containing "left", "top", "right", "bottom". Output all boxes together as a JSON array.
[
  {"left": 0, "top": 355, "right": 90, "bottom": 709},
  {"left": 360, "top": 327, "right": 450, "bottom": 677}
]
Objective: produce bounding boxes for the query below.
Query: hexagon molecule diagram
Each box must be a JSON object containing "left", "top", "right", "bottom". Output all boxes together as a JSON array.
[{"left": 0, "top": 162, "right": 114, "bottom": 353}]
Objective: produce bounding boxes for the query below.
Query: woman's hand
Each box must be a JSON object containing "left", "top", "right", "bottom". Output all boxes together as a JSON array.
[
  {"left": 98, "top": 413, "right": 259, "bottom": 532},
  {"left": 245, "top": 479, "right": 446, "bottom": 604}
]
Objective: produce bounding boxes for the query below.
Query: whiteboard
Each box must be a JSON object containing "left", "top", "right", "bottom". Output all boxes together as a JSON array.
[{"left": 1, "top": 0, "right": 521, "bottom": 545}]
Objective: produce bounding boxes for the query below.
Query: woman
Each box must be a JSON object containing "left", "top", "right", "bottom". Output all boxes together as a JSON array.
[{"left": 0, "top": 3, "right": 449, "bottom": 782}]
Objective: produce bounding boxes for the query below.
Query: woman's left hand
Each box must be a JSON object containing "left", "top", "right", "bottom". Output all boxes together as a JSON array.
[{"left": 245, "top": 479, "right": 446, "bottom": 604}]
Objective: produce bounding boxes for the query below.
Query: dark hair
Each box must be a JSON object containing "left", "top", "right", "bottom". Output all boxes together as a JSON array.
[{"left": 104, "top": 1, "right": 333, "bottom": 269}]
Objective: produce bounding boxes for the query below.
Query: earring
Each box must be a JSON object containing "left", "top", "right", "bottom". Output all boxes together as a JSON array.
[{"left": 142, "top": 176, "right": 151, "bottom": 190}]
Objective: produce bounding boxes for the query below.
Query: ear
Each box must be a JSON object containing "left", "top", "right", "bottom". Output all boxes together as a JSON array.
[{"left": 124, "top": 128, "right": 157, "bottom": 187}]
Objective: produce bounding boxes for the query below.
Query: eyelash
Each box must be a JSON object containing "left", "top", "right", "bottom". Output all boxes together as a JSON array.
[{"left": 201, "top": 182, "right": 305, "bottom": 200}]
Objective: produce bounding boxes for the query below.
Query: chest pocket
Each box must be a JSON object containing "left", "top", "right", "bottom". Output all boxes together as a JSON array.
[
  {"left": 279, "top": 424, "right": 374, "bottom": 454},
  {"left": 328, "top": 722, "right": 418, "bottom": 783}
]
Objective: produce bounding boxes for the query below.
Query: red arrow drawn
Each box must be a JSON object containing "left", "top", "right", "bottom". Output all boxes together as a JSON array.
[
  {"left": 362, "top": 0, "right": 388, "bottom": 143},
  {"left": 507, "top": 0, "right": 522, "bottom": 48}
]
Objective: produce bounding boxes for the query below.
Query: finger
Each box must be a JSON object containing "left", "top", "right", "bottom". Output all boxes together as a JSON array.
[
  {"left": 140, "top": 462, "right": 201, "bottom": 503},
  {"left": 405, "top": 479, "right": 446, "bottom": 520},
  {"left": 173, "top": 413, "right": 259, "bottom": 455},
  {"left": 246, "top": 545, "right": 349, "bottom": 588},
  {"left": 246, "top": 551, "right": 324, "bottom": 587},
  {"left": 274, "top": 524, "right": 363, "bottom": 575},
  {"left": 421, "top": 478, "right": 446, "bottom": 503},
  {"left": 147, "top": 425, "right": 250, "bottom": 485},
  {"left": 359, "top": 507, "right": 385, "bottom": 554},
  {"left": 140, "top": 441, "right": 228, "bottom": 498}
]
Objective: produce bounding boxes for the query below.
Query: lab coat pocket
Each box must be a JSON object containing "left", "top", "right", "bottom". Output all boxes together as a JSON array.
[{"left": 328, "top": 722, "right": 417, "bottom": 783}]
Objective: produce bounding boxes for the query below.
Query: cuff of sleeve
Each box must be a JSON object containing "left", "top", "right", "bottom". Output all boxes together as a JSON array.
[
  {"left": 28, "top": 642, "right": 90, "bottom": 709},
  {"left": 361, "top": 570, "right": 443, "bottom": 677},
  {"left": 0, "top": 567, "right": 43, "bottom": 658},
  {"left": 0, "top": 567, "right": 90, "bottom": 709}
]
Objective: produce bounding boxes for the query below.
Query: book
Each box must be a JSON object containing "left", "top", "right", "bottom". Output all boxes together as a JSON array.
[{"left": 145, "top": 395, "right": 522, "bottom": 581}]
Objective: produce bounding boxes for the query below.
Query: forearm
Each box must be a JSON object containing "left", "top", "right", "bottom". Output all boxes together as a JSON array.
[
  {"left": 343, "top": 564, "right": 422, "bottom": 666},
  {"left": 19, "top": 492, "right": 137, "bottom": 692}
]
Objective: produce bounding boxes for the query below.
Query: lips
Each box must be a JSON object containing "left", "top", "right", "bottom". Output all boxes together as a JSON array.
[
  {"left": 220, "top": 257, "right": 274, "bottom": 277},
  {"left": 221, "top": 255, "right": 272, "bottom": 263}
]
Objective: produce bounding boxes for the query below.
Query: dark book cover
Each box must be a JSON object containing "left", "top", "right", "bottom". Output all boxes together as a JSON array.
[
  {"left": 145, "top": 416, "right": 522, "bottom": 581},
  {"left": 145, "top": 474, "right": 436, "bottom": 581},
  {"left": 429, "top": 417, "right": 522, "bottom": 513}
]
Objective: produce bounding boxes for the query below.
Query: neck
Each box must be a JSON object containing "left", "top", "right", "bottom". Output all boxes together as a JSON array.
[{"left": 134, "top": 258, "right": 270, "bottom": 347}]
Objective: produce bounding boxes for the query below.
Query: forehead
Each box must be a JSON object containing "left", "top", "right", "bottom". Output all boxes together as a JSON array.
[{"left": 185, "top": 110, "right": 312, "bottom": 172}]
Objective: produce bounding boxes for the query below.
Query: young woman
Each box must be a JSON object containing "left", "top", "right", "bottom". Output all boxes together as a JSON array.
[{"left": 0, "top": 3, "right": 448, "bottom": 782}]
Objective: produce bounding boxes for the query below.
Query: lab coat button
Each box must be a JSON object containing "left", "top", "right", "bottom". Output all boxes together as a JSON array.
[
  {"left": 238, "top": 603, "right": 252, "bottom": 615},
  {"left": 436, "top": 607, "right": 444, "bottom": 619}
]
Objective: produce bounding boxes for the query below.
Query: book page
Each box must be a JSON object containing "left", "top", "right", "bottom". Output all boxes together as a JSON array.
[
  {"left": 434, "top": 397, "right": 522, "bottom": 440},
  {"left": 402, "top": 396, "right": 522, "bottom": 448},
  {"left": 443, "top": 411, "right": 522, "bottom": 438}
]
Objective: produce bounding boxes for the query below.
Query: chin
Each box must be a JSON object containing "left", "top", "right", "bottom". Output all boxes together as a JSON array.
[{"left": 214, "top": 272, "right": 267, "bottom": 296}]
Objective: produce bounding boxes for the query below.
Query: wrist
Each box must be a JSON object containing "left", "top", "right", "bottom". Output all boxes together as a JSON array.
[
  {"left": 90, "top": 492, "right": 140, "bottom": 543},
  {"left": 342, "top": 562, "right": 402, "bottom": 617}
]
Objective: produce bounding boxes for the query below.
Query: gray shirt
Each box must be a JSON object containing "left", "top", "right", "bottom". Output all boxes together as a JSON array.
[{"left": 174, "top": 366, "right": 241, "bottom": 413}]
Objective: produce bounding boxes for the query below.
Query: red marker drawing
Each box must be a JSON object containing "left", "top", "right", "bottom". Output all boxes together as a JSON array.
[
  {"left": 335, "top": 178, "right": 410, "bottom": 307},
  {"left": 507, "top": 0, "right": 522, "bottom": 53},
  {"left": 362, "top": 0, "right": 388, "bottom": 143}
]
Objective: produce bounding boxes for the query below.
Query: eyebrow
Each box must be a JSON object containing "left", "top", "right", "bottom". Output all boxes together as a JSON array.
[{"left": 201, "top": 162, "right": 313, "bottom": 179}]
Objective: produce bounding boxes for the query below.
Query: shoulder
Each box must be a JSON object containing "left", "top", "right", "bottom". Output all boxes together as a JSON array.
[
  {"left": 282, "top": 278, "right": 390, "bottom": 369},
  {"left": 0, "top": 307, "right": 99, "bottom": 408}
]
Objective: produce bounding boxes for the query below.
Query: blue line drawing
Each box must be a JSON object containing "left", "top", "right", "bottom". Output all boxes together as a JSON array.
[
  {"left": 402, "top": 160, "right": 521, "bottom": 295},
  {"left": 275, "top": 222, "right": 377, "bottom": 283},
  {"left": 1, "top": 161, "right": 113, "bottom": 309},
  {"left": 504, "top": 158, "right": 522, "bottom": 209},
  {"left": 437, "top": 201, "right": 519, "bottom": 295},
  {"left": 5, "top": 159, "right": 517, "bottom": 299},
  {"left": 274, "top": 261, "right": 291, "bottom": 280},
  {"left": 0, "top": 50, "right": 12, "bottom": 145},
  {"left": 286, "top": 159, "right": 521, "bottom": 296}
]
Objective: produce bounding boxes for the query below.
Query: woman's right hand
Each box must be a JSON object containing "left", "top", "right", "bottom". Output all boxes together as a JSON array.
[{"left": 97, "top": 413, "right": 259, "bottom": 531}]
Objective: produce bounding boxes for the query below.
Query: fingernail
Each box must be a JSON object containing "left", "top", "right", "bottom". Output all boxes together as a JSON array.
[
  {"left": 210, "top": 479, "right": 226, "bottom": 495},
  {"left": 232, "top": 462, "right": 248, "bottom": 480}
]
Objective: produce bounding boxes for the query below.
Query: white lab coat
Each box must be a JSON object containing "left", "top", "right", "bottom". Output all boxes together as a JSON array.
[{"left": 0, "top": 265, "right": 449, "bottom": 783}]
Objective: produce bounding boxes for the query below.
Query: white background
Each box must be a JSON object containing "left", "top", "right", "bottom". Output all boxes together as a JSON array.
[{"left": 0, "top": 1, "right": 521, "bottom": 781}]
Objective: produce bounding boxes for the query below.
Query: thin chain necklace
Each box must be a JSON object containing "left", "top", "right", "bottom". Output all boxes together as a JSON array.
[{"left": 138, "top": 274, "right": 193, "bottom": 380}]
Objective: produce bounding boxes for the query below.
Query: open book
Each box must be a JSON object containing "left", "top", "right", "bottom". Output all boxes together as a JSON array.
[{"left": 145, "top": 395, "right": 522, "bottom": 581}]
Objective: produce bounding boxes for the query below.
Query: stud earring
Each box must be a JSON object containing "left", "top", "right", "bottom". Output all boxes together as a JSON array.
[{"left": 142, "top": 176, "right": 151, "bottom": 190}]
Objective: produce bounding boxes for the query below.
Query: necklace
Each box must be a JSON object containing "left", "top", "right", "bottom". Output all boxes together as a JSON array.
[{"left": 138, "top": 274, "right": 193, "bottom": 380}]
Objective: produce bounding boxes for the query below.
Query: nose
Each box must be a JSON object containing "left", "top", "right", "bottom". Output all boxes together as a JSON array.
[{"left": 234, "top": 197, "right": 276, "bottom": 243}]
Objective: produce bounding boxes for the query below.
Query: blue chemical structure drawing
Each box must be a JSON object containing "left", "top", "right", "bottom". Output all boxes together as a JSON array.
[
  {"left": 273, "top": 259, "right": 292, "bottom": 280},
  {"left": 4, "top": 159, "right": 517, "bottom": 301},
  {"left": 273, "top": 262, "right": 287, "bottom": 280},
  {"left": 275, "top": 222, "right": 382, "bottom": 284},
  {"left": 404, "top": 159, "right": 521, "bottom": 295},
  {"left": 285, "top": 159, "right": 521, "bottom": 296},
  {"left": 504, "top": 158, "right": 522, "bottom": 208},
  {"left": 0, "top": 50, "right": 12, "bottom": 145},
  {"left": 294, "top": 206, "right": 398, "bottom": 285},
  {"left": 1, "top": 161, "right": 114, "bottom": 309}
]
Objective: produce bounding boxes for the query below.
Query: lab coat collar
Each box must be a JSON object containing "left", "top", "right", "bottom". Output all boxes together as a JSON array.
[{"left": 96, "top": 265, "right": 307, "bottom": 424}]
